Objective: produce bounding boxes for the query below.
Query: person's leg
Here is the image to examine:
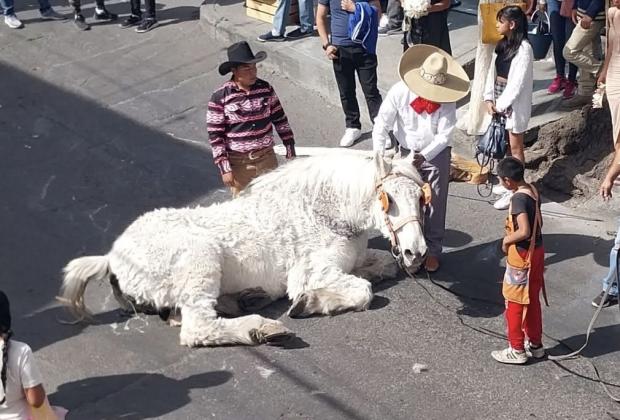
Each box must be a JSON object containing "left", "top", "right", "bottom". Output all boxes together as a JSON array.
[
  {"left": 505, "top": 300, "right": 526, "bottom": 351},
  {"left": 548, "top": 0, "right": 566, "bottom": 76},
  {"left": 508, "top": 131, "right": 525, "bottom": 163},
  {"left": 386, "top": 0, "right": 403, "bottom": 29},
  {"left": 271, "top": 0, "right": 291, "bottom": 36},
  {"left": 418, "top": 147, "right": 451, "bottom": 259},
  {"left": 565, "top": 19, "right": 579, "bottom": 82},
  {"left": 333, "top": 46, "right": 361, "bottom": 129},
  {"left": 297, "top": 0, "right": 314, "bottom": 33},
  {"left": 563, "top": 21, "right": 604, "bottom": 96},
  {"left": 0, "top": 0, "right": 14, "bottom": 16},
  {"left": 601, "top": 224, "right": 620, "bottom": 296},
  {"left": 144, "top": 0, "right": 155, "bottom": 19},
  {"left": 354, "top": 50, "right": 382, "bottom": 123},
  {"left": 524, "top": 247, "right": 544, "bottom": 347}
]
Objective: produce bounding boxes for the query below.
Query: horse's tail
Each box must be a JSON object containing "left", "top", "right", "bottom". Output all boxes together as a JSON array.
[{"left": 59, "top": 255, "right": 110, "bottom": 321}]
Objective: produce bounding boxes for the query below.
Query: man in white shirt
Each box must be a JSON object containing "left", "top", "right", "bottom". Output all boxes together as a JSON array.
[{"left": 373, "top": 44, "right": 470, "bottom": 272}]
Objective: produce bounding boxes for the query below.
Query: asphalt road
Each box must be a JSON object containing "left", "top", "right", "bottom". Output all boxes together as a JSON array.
[{"left": 1, "top": 1, "right": 619, "bottom": 418}]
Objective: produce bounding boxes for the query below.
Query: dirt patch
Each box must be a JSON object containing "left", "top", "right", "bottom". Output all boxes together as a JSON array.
[{"left": 526, "top": 105, "right": 614, "bottom": 206}]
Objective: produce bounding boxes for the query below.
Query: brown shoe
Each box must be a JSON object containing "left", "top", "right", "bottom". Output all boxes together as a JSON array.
[{"left": 424, "top": 256, "right": 440, "bottom": 272}]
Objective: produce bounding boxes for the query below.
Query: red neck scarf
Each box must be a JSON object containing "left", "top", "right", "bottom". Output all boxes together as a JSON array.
[{"left": 410, "top": 97, "right": 441, "bottom": 115}]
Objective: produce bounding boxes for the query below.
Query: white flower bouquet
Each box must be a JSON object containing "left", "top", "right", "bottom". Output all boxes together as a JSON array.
[{"left": 403, "top": 0, "right": 431, "bottom": 19}]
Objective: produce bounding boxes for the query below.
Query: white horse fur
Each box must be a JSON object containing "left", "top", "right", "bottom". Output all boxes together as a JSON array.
[{"left": 60, "top": 152, "right": 428, "bottom": 347}]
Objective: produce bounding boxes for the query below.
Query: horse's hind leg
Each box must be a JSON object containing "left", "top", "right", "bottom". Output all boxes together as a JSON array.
[{"left": 286, "top": 266, "right": 373, "bottom": 318}]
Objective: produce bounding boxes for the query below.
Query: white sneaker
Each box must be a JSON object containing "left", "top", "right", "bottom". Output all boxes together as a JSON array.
[
  {"left": 491, "top": 347, "right": 527, "bottom": 364},
  {"left": 493, "top": 191, "right": 513, "bottom": 210},
  {"left": 4, "top": 14, "right": 23, "bottom": 28},
  {"left": 340, "top": 128, "right": 361, "bottom": 147},
  {"left": 492, "top": 183, "right": 508, "bottom": 195}
]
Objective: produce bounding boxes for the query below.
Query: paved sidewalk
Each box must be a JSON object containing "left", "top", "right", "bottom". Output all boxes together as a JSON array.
[{"left": 200, "top": 0, "right": 572, "bottom": 138}]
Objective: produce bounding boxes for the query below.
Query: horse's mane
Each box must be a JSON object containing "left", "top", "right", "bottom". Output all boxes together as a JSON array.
[{"left": 246, "top": 152, "right": 424, "bottom": 206}]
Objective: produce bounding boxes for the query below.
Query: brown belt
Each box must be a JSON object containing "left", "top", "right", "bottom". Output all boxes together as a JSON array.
[{"left": 228, "top": 147, "right": 274, "bottom": 162}]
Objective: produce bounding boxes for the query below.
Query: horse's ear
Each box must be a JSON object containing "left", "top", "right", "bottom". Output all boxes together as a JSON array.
[{"left": 374, "top": 151, "right": 392, "bottom": 179}]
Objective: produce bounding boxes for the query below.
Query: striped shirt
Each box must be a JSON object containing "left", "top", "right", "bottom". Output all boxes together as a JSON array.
[{"left": 207, "top": 79, "right": 295, "bottom": 174}]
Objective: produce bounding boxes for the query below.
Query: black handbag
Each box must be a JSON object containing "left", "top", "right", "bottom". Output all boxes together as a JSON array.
[{"left": 476, "top": 113, "right": 507, "bottom": 165}]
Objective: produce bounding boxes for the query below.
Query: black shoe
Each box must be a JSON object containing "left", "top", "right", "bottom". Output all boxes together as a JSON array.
[
  {"left": 135, "top": 18, "right": 158, "bottom": 33},
  {"left": 119, "top": 14, "right": 141, "bottom": 28},
  {"left": 257, "top": 31, "right": 285, "bottom": 42},
  {"left": 285, "top": 27, "right": 313, "bottom": 40},
  {"left": 93, "top": 8, "right": 118, "bottom": 21},
  {"left": 73, "top": 14, "right": 90, "bottom": 30},
  {"left": 591, "top": 291, "right": 619, "bottom": 308}
]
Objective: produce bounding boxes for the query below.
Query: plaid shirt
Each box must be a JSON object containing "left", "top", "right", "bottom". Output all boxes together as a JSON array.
[{"left": 206, "top": 79, "right": 295, "bottom": 174}]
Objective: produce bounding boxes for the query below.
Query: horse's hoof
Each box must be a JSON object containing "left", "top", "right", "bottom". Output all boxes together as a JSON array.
[
  {"left": 250, "top": 323, "right": 294, "bottom": 346},
  {"left": 287, "top": 294, "right": 310, "bottom": 318}
]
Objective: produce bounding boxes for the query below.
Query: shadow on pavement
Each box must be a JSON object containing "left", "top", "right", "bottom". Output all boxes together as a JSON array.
[
  {"left": 48, "top": 370, "right": 232, "bottom": 419},
  {"left": 430, "top": 233, "right": 614, "bottom": 318},
  {"left": 0, "top": 62, "right": 220, "bottom": 351},
  {"left": 547, "top": 324, "right": 620, "bottom": 359}
]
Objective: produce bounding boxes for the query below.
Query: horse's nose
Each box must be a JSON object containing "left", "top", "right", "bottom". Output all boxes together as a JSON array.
[{"left": 402, "top": 249, "right": 425, "bottom": 267}]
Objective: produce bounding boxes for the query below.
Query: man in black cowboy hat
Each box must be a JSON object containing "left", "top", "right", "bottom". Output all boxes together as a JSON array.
[{"left": 207, "top": 41, "right": 296, "bottom": 197}]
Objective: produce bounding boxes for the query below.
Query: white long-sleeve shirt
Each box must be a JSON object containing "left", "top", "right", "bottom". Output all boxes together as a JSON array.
[
  {"left": 483, "top": 41, "right": 534, "bottom": 134},
  {"left": 372, "top": 81, "right": 457, "bottom": 161}
]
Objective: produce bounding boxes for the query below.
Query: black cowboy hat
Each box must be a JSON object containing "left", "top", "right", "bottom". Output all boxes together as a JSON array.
[{"left": 218, "top": 41, "right": 267, "bottom": 76}]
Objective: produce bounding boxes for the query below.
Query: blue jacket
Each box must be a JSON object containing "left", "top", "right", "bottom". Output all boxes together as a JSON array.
[
  {"left": 348, "top": 2, "right": 379, "bottom": 54},
  {"left": 572, "top": 0, "right": 605, "bottom": 20}
]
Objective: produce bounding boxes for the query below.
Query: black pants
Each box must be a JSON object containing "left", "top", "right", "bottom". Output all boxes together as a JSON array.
[
  {"left": 386, "top": 0, "right": 403, "bottom": 29},
  {"left": 403, "top": 12, "right": 452, "bottom": 54},
  {"left": 131, "top": 0, "right": 156, "bottom": 18},
  {"left": 332, "top": 45, "right": 382, "bottom": 130}
]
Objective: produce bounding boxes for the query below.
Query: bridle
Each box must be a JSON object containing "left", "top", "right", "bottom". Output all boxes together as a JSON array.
[{"left": 375, "top": 173, "right": 427, "bottom": 267}]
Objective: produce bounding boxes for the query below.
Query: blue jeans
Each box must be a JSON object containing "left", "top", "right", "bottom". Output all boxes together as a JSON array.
[
  {"left": 547, "top": 0, "right": 578, "bottom": 81},
  {"left": 272, "top": 0, "right": 314, "bottom": 35},
  {"left": 0, "top": 0, "right": 51, "bottom": 15},
  {"left": 602, "top": 224, "right": 620, "bottom": 296}
]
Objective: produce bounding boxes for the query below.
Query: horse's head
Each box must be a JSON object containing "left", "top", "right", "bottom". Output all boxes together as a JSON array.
[{"left": 373, "top": 153, "right": 429, "bottom": 271}]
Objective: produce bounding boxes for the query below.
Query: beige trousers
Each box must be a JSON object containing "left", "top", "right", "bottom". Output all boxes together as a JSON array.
[
  {"left": 563, "top": 20, "right": 604, "bottom": 95},
  {"left": 228, "top": 147, "right": 278, "bottom": 197}
]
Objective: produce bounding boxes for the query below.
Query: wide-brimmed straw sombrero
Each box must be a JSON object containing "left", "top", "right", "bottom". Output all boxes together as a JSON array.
[
  {"left": 399, "top": 44, "right": 470, "bottom": 103},
  {"left": 218, "top": 41, "right": 267, "bottom": 76}
]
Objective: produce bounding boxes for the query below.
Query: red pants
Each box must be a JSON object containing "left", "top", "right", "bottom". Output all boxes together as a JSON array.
[{"left": 504, "top": 246, "right": 545, "bottom": 351}]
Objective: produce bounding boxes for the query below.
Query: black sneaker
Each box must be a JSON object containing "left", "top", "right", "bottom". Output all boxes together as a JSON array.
[
  {"left": 135, "top": 18, "right": 158, "bottom": 33},
  {"left": 591, "top": 291, "right": 619, "bottom": 308},
  {"left": 93, "top": 8, "right": 118, "bottom": 21},
  {"left": 285, "top": 27, "right": 313, "bottom": 40},
  {"left": 73, "top": 14, "right": 90, "bottom": 30},
  {"left": 119, "top": 14, "right": 141, "bottom": 28},
  {"left": 257, "top": 31, "right": 285, "bottom": 42}
]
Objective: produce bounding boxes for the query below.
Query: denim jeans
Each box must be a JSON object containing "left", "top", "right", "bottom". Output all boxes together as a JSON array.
[
  {"left": 0, "top": 0, "right": 51, "bottom": 15},
  {"left": 602, "top": 224, "right": 620, "bottom": 297},
  {"left": 547, "top": 0, "right": 578, "bottom": 81},
  {"left": 272, "top": 0, "right": 314, "bottom": 35}
]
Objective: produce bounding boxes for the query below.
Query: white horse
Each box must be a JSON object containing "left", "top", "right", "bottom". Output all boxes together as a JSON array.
[{"left": 60, "top": 153, "right": 429, "bottom": 347}]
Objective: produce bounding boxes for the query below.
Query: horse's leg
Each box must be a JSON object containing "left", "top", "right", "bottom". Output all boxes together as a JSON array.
[
  {"left": 351, "top": 249, "right": 400, "bottom": 284},
  {"left": 286, "top": 265, "right": 373, "bottom": 318},
  {"left": 175, "top": 259, "right": 291, "bottom": 347},
  {"left": 179, "top": 307, "right": 293, "bottom": 347},
  {"left": 215, "top": 287, "right": 274, "bottom": 317}
]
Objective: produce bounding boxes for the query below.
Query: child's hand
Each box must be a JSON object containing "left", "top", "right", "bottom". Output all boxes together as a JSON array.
[
  {"left": 501, "top": 238, "right": 508, "bottom": 255},
  {"left": 341, "top": 0, "right": 355, "bottom": 12}
]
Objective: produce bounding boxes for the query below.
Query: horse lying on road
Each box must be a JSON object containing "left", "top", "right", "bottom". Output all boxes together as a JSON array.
[{"left": 60, "top": 152, "right": 429, "bottom": 347}]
